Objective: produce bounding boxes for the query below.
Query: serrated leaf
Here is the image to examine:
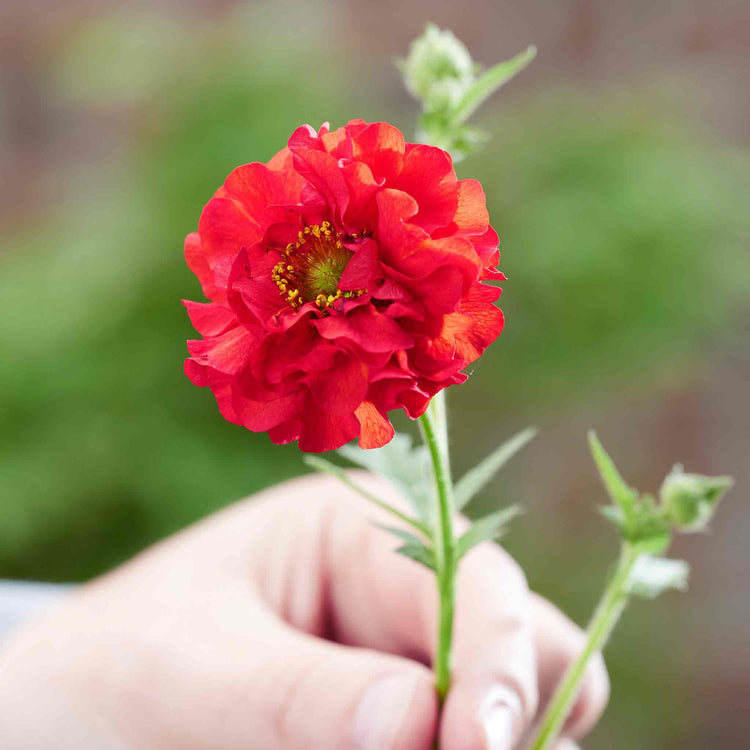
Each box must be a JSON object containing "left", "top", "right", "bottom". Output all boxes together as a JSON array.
[
  {"left": 303, "top": 455, "right": 429, "bottom": 536},
  {"left": 454, "top": 428, "right": 536, "bottom": 511},
  {"left": 338, "top": 434, "right": 433, "bottom": 522},
  {"left": 374, "top": 523, "right": 427, "bottom": 548},
  {"left": 629, "top": 555, "right": 690, "bottom": 599},
  {"left": 395, "top": 542, "right": 436, "bottom": 571},
  {"left": 588, "top": 432, "right": 638, "bottom": 522},
  {"left": 456, "top": 505, "right": 522, "bottom": 559},
  {"left": 450, "top": 45, "right": 537, "bottom": 128}
]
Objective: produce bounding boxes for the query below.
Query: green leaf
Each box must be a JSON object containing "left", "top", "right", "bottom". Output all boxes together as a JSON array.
[
  {"left": 456, "top": 505, "right": 522, "bottom": 559},
  {"left": 450, "top": 45, "right": 536, "bottom": 128},
  {"left": 453, "top": 428, "right": 536, "bottom": 511},
  {"left": 598, "top": 504, "right": 626, "bottom": 530},
  {"left": 303, "top": 455, "right": 429, "bottom": 537},
  {"left": 395, "top": 542, "right": 436, "bottom": 571},
  {"left": 628, "top": 555, "right": 690, "bottom": 599},
  {"left": 374, "top": 523, "right": 427, "bottom": 548},
  {"left": 338, "top": 434, "right": 433, "bottom": 522},
  {"left": 588, "top": 431, "right": 638, "bottom": 522}
]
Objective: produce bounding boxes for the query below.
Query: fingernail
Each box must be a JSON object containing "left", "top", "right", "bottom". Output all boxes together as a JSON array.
[
  {"left": 479, "top": 685, "right": 523, "bottom": 750},
  {"left": 352, "top": 673, "right": 418, "bottom": 750}
]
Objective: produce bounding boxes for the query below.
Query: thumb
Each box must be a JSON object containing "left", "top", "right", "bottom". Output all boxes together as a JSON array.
[{"left": 227, "top": 613, "right": 438, "bottom": 750}]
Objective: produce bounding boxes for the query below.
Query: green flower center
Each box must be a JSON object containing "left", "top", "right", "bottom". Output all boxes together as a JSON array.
[{"left": 272, "top": 221, "right": 365, "bottom": 311}]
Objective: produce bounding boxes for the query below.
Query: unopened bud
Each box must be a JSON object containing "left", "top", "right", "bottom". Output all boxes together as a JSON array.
[
  {"left": 399, "top": 24, "right": 475, "bottom": 112},
  {"left": 660, "top": 465, "right": 733, "bottom": 532}
]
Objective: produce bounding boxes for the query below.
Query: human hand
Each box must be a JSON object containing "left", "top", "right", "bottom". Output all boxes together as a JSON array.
[{"left": 0, "top": 473, "right": 608, "bottom": 749}]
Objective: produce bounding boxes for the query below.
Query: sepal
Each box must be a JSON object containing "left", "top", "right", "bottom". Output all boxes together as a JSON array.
[
  {"left": 588, "top": 432, "right": 638, "bottom": 523},
  {"left": 590, "top": 433, "right": 671, "bottom": 553},
  {"left": 628, "top": 555, "right": 690, "bottom": 599}
]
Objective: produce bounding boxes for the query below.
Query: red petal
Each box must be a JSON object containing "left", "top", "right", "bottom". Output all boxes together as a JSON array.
[
  {"left": 198, "top": 196, "right": 262, "bottom": 259},
  {"left": 234, "top": 391, "right": 303, "bottom": 431},
  {"left": 351, "top": 122, "right": 405, "bottom": 182},
  {"left": 183, "top": 301, "right": 235, "bottom": 336},
  {"left": 267, "top": 147, "right": 294, "bottom": 171},
  {"left": 224, "top": 162, "right": 304, "bottom": 217},
  {"left": 375, "top": 189, "right": 423, "bottom": 263},
  {"left": 290, "top": 147, "right": 350, "bottom": 220},
  {"left": 338, "top": 237, "right": 379, "bottom": 290},
  {"left": 184, "top": 232, "right": 217, "bottom": 301},
  {"left": 356, "top": 401, "right": 394, "bottom": 449},
  {"left": 453, "top": 179, "right": 489, "bottom": 235},
  {"left": 268, "top": 419, "right": 301, "bottom": 445},
  {"left": 187, "top": 326, "right": 255, "bottom": 375},
  {"left": 305, "top": 357, "right": 368, "bottom": 415},
  {"left": 298, "top": 407, "right": 360, "bottom": 452},
  {"left": 393, "top": 144, "right": 457, "bottom": 233},
  {"left": 314, "top": 306, "right": 414, "bottom": 353}
]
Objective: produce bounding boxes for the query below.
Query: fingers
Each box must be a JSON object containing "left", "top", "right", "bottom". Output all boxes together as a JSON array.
[
  {"left": 286, "top": 472, "right": 540, "bottom": 750},
  {"left": 220, "top": 614, "right": 438, "bottom": 750},
  {"left": 531, "top": 593, "right": 610, "bottom": 739},
  {"left": 439, "top": 544, "right": 537, "bottom": 750},
  {"left": 191, "top": 472, "right": 605, "bottom": 747}
]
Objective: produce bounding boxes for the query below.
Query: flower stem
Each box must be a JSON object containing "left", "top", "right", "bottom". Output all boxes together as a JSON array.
[
  {"left": 530, "top": 543, "right": 640, "bottom": 750},
  {"left": 419, "top": 391, "right": 457, "bottom": 703}
]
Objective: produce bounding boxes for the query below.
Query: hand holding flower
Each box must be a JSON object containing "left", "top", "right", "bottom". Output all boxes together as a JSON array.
[{"left": 0, "top": 474, "right": 608, "bottom": 749}]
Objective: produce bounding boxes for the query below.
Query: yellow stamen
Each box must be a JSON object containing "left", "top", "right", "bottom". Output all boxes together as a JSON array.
[{"left": 270, "top": 222, "right": 367, "bottom": 313}]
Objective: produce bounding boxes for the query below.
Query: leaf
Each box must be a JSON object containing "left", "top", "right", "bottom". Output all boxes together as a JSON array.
[
  {"left": 450, "top": 45, "right": 537, "bottom": 128},
  {"left": 453, "top": 428, "right": 536, "bottom": 511},
  {"left": 598, "top": 504, "right": 625, "bottom": 530},
  {"left": 395, "top": 543, "right": 436, "bottom": 571},
  {"left": 375, "top": 523, "right": 435, "bottom": 570},
  {"left": 628, "top": 555, "right": 690, "bottom": 599},
  {"left": 588, "top": 431, "right": 638, "bottom": 523},
  {"left": 338, "top": 434, "right": 433, "bottom": 522},
  {"left": 303, "top": 455, "right": 429, "bottom": 536},
  {"left": 456, "top": 505, "right": 522, "bottom": 560},
  {"left": 374, "top": 523, "right": 427, "bottom": 548}
]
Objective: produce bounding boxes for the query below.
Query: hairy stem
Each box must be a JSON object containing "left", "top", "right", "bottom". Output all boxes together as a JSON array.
[
  {"left": 419, "top": 391, "right": 457, "bottom": 702},
  {"left": 530, "top": 543, "right": 640, "bottom": 749}
]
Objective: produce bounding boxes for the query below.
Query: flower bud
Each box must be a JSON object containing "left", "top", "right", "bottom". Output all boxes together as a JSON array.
[
  {"left": 660, "top": 465, "right": 733, "bottom": 532},
  {"left": 399, "top": 24, "right": 475, "bottom": 112}
]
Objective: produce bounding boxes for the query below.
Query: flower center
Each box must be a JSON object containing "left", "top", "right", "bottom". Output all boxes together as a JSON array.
[{"left": 272, "top": 221, "right": 366, "bottom": 311}]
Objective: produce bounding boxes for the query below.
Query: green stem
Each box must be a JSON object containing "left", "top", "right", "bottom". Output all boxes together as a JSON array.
[
  {"left": 419, "top": 392, "right": 457, "bottom": 703},
  {"left": 530, "top": 543, "right": 640, "bottom": 750}
]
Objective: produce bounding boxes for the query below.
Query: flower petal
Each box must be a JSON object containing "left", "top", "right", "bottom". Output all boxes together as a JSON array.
[{"left": 356, "top": 401, "right": 395, "bottom": 449}]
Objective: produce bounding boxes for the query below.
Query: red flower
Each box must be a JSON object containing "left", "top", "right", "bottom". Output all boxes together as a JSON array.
[{"left": 184, "top": 120, "right": 504, "bottom": 452}]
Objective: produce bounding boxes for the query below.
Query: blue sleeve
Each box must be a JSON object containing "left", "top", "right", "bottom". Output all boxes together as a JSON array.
[{"left": 0, "top": 581, "right": 70, "bottom": 641}]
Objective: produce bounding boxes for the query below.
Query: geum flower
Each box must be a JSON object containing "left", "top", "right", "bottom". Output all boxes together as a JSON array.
[{"left": 184, "top": 120, "right": 504, "bottom": 452}]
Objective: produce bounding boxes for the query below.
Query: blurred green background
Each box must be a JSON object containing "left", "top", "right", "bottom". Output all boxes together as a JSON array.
[{"left": 1, "top": 1, "right": 748, "bottom": 747}]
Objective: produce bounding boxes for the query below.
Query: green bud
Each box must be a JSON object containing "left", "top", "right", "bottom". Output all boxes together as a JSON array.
[
  {"left": 660, "top": 465, "right": 733, "bottom": 532},
  {"left": 399, "top": 24, "right": 475, "bottom": 113}
]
